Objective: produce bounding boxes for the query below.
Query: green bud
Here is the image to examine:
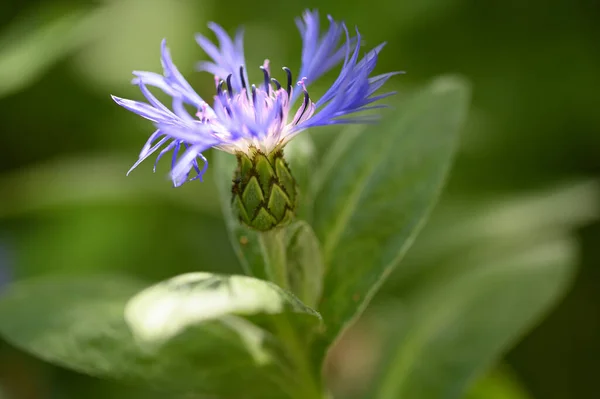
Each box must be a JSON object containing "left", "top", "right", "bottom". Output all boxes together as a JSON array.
[{"left": 231, "top": 147, "right": 297, "bottom": 231}]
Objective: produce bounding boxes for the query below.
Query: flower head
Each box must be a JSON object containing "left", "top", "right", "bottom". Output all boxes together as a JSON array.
[{"left": 112, "top": 10, "right": 399, "bottom": 187}]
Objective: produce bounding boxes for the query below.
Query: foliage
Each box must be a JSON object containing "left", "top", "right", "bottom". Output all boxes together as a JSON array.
[{"left": 0, "top": 1, "right": 598, "bottom": 398}]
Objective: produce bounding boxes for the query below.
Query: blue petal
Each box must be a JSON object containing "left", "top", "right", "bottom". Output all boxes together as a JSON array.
[
  {"left": 127, "top": 134, "right": 170, "bottom": 176},
  {"left": 184, "top": 143, "right": 209, "bottom": 182},
  {"left": 111, "top": 95, "right": 176, "bottom": 123},
  {"left": 170, "top": 143, "right": 208, "bottom": 187},
  {"left": 132, "top": 71, "right": 179, "bottom": 97},
  {"left": 113, "top": 40, "right": 226, "bottom": 187},
  {"left": 160, "top": 39, "right": 205, "bottom": 107},
  {"left": 138, "top": 80, "right": 172, "bottom": 114},
  {"left": 195, "top": 24, "right": 248, "bottom": 92},
  {"left": 368, "top": 72, "right": 404, "bottom": 96},
  {"left": 172, "top": 98, "right": 196, "bottom": 121},
  {"left": 294, "top": 10, "right": 355, "bottom": 101},
  {"left": 156, "top": 122, "right": 218, "bottom": 145},
  {"left": 154, "top": 140, "right": 178, "bottom": 173},
  {"left": 294, "top": 28, "right": 399, "bottom": 130}
]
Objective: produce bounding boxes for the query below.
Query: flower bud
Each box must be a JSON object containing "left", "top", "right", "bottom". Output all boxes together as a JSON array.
[{"left": 231, "top": 148, "right": 297, "bottom": 231}]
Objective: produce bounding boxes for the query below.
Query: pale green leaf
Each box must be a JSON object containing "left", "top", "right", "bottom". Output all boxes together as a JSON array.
[{"left": 0, "top": 274, "right": 320, "bottom": 398}]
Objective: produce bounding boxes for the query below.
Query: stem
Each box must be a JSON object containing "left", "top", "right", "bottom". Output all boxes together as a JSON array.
[
  {"left": 275, "top": 316, "right": 327, "bottom": 399},
  {"left": 260, "top": 230, "right": 326, "bottom": 398},
  {"left": 259, "top": 229, "right": 289, "bottom": 290}
]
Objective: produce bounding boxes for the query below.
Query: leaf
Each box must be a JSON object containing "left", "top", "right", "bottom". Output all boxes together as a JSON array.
[
  {"left": 285, "top": 133, "right": 318, "bottom": 220},
  {"left": 464, "top": 368, "right": 532, "bottom": 399},
  {"left": 126, "top": 272, "right": 321, "bottom": 345},
  {"left": 284, "top": 221, "right": 324, "bottom": 309},
  {"left": 0, "top": 154, "right": 220, "bottom": 219},
  {"left": 372, "top": 237, "right": 576, "bottom": 399},
  {"left": 0, "top": 242, "right": 11, "bottom": 292},
  {"left": 0, "top": 6, "right": 92, "bottom": 98},
  {"left": 312, "top": 76, "right": 471, "bottom": 342},
  {"left": 0, "top": 273, "right": 321, "bottom": 398},
  {"left": 389, "top": 180, "right": 599, "bottom": 285},
  {"left": 72, "top": 0, "right": 200, "bottom": 89}
]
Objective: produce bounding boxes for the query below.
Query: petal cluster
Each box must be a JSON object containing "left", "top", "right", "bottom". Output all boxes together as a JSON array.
[{"left": 112, "top": 9, "right": 398, "bottom": 187}]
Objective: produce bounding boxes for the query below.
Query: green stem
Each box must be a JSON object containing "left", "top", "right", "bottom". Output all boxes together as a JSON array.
[
  {"left": 275, "top": 317, "right": 327, "bottom": 399},
  {"left": 259, "top": 229, "right": 289, "bottom": 290},
  {"left": 260, "top": 230, "right": 326, "bottom": 398}
]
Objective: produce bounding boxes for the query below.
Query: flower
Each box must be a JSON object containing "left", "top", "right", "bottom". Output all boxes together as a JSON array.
[{"left": 112, "top": 9, "right": 399, "bottom": 188}]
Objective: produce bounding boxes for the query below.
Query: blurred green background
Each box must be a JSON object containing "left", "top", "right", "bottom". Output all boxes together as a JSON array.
[{"left": 0, "top": 0, "right": 598, "bottom": 398}]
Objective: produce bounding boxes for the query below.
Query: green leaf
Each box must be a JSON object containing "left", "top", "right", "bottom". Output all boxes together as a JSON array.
[
  {"left": 372, "top": 237, "right": 576, "bottom": 399},
  {"left": 72, "top": 0, "right": 200, "bottom": 89},
  {"left": 0, "top": 154, "right": 221, "bottom": 219},
  {"left": 0, "top": 5, "right": 93, "bottom": 98},
  {"left": 285, "top": 133, "right": 318, "bottom": 220},
  {"left": 388, "top": 180, "right": 599, "bottom": 286},
  {"left": 312, "top": 76, "right": 471, "bottom": 342},
  {"left": 0, "top": 273, "right": 321, "bottom": 398},
  {"left": 284, "top": 221, "right": 324, "bottom": 309},
  {"left": 464, "top": 368, "right": 532, "bottom": 399}
]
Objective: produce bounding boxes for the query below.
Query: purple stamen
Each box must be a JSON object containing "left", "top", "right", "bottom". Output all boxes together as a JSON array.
[
  {"left": 271, "top": 78, "right": 282, "bottom": 91},
  {"left": 260, "top": 66, "right": 270, "bottom": 94},
  {"left": 226, "top": 74, "right": 234, "bottom": 98},
  {"left": 294, "top": 77, "right": 311, "bottom": 124},
  {"left": 282, "top": 67, "right": 293, "bottom": 96},
  {"left": 239, "top": 65, "right": 247, "bottom": 90}
]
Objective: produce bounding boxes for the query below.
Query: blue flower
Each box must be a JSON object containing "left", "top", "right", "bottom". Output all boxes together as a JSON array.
[{"left": 112, "top": 9, "right": 399, "bottom": 187}]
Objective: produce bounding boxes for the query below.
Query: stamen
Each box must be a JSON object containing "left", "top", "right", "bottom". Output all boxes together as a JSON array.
[
  {"left": 303, "top": 90, "right": 310, "bottom": 106},
  {"left": 216, "top": 80, "right": 225, "bottom": 96},
  {"left": 282, "top": 67, "right": 293, "bottom": 96},
  {"left": 294, "top": 77, "right": 311, "bottom": 124},
  {"left": 271, "top": 78, "right": 282, "bottom": 91},
  {"left": 298, "top": 77, "right": 310, "bottom": 109},
  {"left": 262, "top": 59, "right": 271, "bottom": 75},
  {"left": 223, "top": 100, "right": 233, "bottom": 117},
  {"left": 239, "top": 65, "right": 247, "bottom": 90},
  {"left": 297, "top": 77, "right": 308, "bottom": 92},
  {"left": 215, "top": 91, "right": 232, "bottom": 117},
  {"left": 226, "top": 74, "right": 234, "bottom": 98},
  {"left": 251, "top": 84, "right": 257, "bottom": 105},
  {"left": 260, "top": 66, "right": 270, "bottom": 94},
  {"left": 277, "top": 92, "right": 284, "bottom": 121},
  {"left": 195, "top": 102, "right": 209, "bottom": 122}
]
